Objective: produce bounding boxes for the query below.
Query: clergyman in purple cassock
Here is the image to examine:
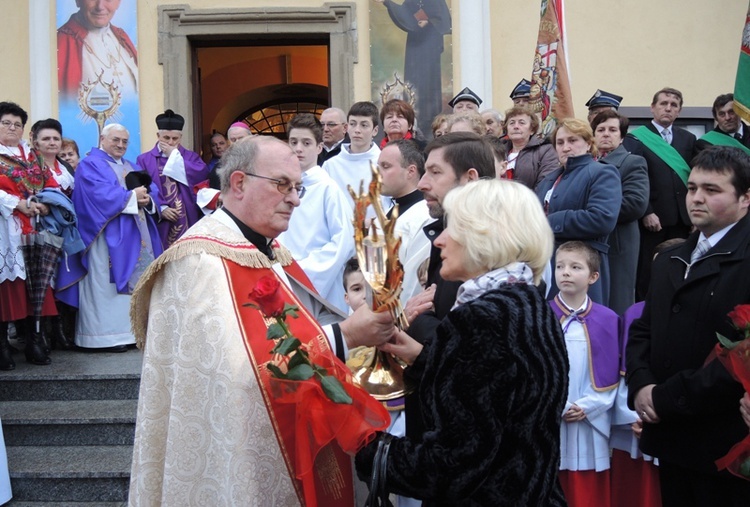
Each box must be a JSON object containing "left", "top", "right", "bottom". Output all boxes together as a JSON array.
[
  {"left": 57, "top": 124, "right": 163, "bottom": 351},
  {"left": 136, "top": 109, "right": 209, "bottom": 249}
]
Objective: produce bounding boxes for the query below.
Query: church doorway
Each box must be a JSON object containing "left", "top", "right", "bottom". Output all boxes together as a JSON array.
[
  {"left": 195, "top": 43, "right": 330, "bottom": 148},
  {"left": 157, "top": 3, "right": 357, "bottom": 153}
]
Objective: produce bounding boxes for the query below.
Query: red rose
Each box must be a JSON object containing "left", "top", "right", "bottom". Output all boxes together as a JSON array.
[
  {"left": 728, "top": 304, "right": 750, "bottom": 332},
  {"left": 248, "top": 276, "right": 286, "bottom": 317}
]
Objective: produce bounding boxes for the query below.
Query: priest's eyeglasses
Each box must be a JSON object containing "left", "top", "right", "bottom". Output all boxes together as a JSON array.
[{"left": 243, "top": 172, "right": 306, "bottom": 198}]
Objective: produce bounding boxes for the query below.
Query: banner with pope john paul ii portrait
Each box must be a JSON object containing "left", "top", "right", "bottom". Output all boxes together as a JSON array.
[{"left": 57, "top": 0, "right": 140, "bottom": 159}]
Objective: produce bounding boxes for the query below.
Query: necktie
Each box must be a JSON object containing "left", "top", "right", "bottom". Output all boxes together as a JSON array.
[
  {"left": 661, "top": 129, "right": 672, "bottom": 145},
  {"left": 685, "top": 238, "right": 711, "bottom": 278},
  {"left": 690, "top": 238, "right": 711, "bottom": 264},
  {"left": 735, "top": 132, "right": 743, "bottom": 141}
]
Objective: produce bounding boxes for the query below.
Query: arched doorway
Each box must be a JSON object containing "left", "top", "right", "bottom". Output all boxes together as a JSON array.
[
  {"left": 157, "top": 3, "right": 357, "bottom": 153},
  {"left": 196, "top": 43, "right": 331, "bottom": 153}
]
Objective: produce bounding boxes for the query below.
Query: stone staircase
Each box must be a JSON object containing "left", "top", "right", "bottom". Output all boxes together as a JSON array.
[{"left": 0, "top": 345, "right": 142, "bottom": 506}]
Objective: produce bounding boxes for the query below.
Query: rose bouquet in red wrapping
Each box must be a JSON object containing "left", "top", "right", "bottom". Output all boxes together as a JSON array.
[
  {"left": 714, "top": 304, "right": 750, "bottom": 479},
  {"left": 246, "top": 275, "right": 389, "bottom": 506},
  {"left": 246, "top": 276, "right": 352, "bottom": 404}
]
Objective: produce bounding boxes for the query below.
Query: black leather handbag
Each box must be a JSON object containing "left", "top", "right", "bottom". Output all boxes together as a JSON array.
[{"left": 364, "top": 434, "right": 394, "bottom": 507}]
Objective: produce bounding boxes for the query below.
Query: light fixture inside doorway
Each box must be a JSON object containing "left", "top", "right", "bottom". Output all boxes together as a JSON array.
[{"left": 238, "top": 100, "right": 328, "bottom": 139}]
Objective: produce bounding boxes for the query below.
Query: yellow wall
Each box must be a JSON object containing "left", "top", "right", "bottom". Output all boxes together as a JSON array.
[
  {"left": 2, "top": 0, "right": 747, "bottom": 146},
  {"left": 136, "top": 0, "right": 376, "bottom": 142},
  {"left": 491, "top": 0, "right": 748, "bottom": 116},
  {"left": 0, "top": 1, "right": 32, "bottom": 110}
]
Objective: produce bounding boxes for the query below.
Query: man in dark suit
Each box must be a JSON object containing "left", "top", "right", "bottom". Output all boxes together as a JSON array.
[
  {"left": 696, "top": 93, "right": 750, "bottom": 151},
  {"left": 317, "top": 107, "right": 349, "bottom": 166},
  {"left": 626, "top": 87, "right": 697, "bottom": 299},
  {"left": 626, "top": 146, "right": 750, "bottom": 506}
]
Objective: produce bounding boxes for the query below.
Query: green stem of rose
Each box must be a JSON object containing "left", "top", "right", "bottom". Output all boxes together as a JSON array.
[{"left": 277, "top": 316, "right": 292, "bottom": 339}]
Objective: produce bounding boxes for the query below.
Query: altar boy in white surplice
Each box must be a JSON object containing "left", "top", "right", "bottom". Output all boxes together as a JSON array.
[
  {"left": 551, "top": 241, "right": 620, "bottom": 507},
  {"left": 278, "top": 113, "right": 354, "bottom": 313}
]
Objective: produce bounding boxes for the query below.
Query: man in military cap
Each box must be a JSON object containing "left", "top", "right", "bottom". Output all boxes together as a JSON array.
[
  {"left": 510, "top": 79, "right": 532, "bottom": 107},
  {"left": 586, "top": 89, "right": 624, "bottom": 124},
  {"left": 137, "top": 110, "right": 209, "bottom": 248},
  {"left": 449, "top": 87, "right": 482, "bottom": 113}
]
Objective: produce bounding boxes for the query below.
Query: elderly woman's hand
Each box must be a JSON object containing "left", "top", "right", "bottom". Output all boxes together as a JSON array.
[
  {"left": 404, "top": 284, "right": 436, "bottom": 325},
  {"left": 378, "top": 329, "right": 423, "bottom": 366},
  {"left": 15, "top": 199, "right": 32, "bottom": 217}
]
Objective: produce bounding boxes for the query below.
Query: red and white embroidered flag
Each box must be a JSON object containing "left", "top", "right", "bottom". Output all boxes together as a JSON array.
[{"left": 529, "top": 0, "right": 575, "bottom": 137}]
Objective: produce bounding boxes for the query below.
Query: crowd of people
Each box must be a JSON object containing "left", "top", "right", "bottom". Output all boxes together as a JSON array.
[{"left": 2, "top": 77, "right": 750, "bottom": 506}]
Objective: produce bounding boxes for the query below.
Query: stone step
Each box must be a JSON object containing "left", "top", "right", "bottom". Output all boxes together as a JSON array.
[
  {"left": 6, "top": 446, "right": 132, "bottom": 503},
  {"left": 0, "top": 400, "right": 137, "bottom": 446},
  {"left": 0, "top": 348, "right": 142, "bottom": 401},
  {"left": 7, "top": 502, "right": 125, "bottom": 506}
]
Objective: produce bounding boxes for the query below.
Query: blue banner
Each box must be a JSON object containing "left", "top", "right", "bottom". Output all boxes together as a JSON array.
[{"left": 57, "top": 0, "right": 140, "bottom": 159}]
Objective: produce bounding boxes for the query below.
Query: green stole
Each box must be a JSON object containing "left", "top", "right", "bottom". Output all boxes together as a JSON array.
[
  {"left": 630, "top": 126, "right": 691, "bottom": 186},
  {"left": 698, "top": 130, "right": 750, "bottom": 155}
]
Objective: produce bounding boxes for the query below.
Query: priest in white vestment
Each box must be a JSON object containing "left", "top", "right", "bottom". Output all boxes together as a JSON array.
[
  {"left": 377, "top": 140, "right": 432, "bottom": 304},
  {"left": 129, "top": 137, "right": 395, "bottom": 506}
]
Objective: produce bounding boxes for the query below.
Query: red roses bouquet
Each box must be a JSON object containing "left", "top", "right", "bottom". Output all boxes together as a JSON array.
[
  {"left": 246, "top": 276, "right": 352, "bottom": 404},
  {"left": 714, "top": 304, "right": 750, "bottom": 479},
  {"left": 246, "top": 276, "right": 390, "bottom": 505}
]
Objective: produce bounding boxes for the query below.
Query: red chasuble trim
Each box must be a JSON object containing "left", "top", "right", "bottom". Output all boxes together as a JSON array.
[{"left": 223, "top": 258, "right": 388, "bottom": 507}]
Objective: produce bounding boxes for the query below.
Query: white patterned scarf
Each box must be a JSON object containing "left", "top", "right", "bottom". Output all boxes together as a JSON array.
[{"left": 453, "top": 261, "right": 534, "bottom": 309}]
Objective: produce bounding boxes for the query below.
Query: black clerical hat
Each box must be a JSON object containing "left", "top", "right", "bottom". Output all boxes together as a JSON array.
[
  {"left": 124, "top": 170, "right": 152, "bottom": 191},
  {"left": 155, "top": 109, "right": 185, "bottom": 131}
]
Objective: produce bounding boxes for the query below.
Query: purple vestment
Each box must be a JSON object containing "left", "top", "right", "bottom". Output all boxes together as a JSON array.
[
  {"left": 619, "top": 301, "right": 645, "bottom": 373},
  {"left": 137, "top": 144, "right": 208, "bottom": 248},
  {"left": 551, "top": 295, "right": 621, "bottom": 390},
  {"left": 56, "top": 148, "right": 163, "bottom": 307}
]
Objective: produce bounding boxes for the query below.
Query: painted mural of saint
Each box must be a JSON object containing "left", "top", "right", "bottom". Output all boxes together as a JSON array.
[{"left": 375, "top": 0, "right": 452, "bottom": 132}]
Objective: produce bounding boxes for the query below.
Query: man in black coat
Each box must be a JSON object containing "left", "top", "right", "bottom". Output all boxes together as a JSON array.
[
  {"left": 626, "top": 146, "right": 750, "bottom": 506},
  {"left": 696, "top": 93, "right": 750, "bottom": 151},
  {"left": 317, "top": 107, "right": 349, "bottom": 166},
  {"left": 625, "top": 87, "right": 697, "bottom": 299},
  {"left": 403, "top": 132, "right": 495, "bottom": 438}
]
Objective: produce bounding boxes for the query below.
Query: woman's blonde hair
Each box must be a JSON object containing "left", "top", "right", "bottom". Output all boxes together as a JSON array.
[
  {"left": 442, "top": 179, "right": 553, "bottom": 284},
  {"left": 551, "top": 118, "right": 598, "bottom": 159},
  {"left": 447, "top": 112, "right": 486, "bottom": 136}
]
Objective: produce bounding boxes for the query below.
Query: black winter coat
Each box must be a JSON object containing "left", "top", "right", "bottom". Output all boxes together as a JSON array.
[
  {"left": 626, "top": 213, "right": 750, "bottom": 472},
  {"left": 356, "top": 284, "right": 569, "bottom": 506}
]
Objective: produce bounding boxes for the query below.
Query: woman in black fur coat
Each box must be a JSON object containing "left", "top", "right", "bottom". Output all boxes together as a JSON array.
[{"left": 356, "top": 179, "right": 570, "bottom": 506}]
